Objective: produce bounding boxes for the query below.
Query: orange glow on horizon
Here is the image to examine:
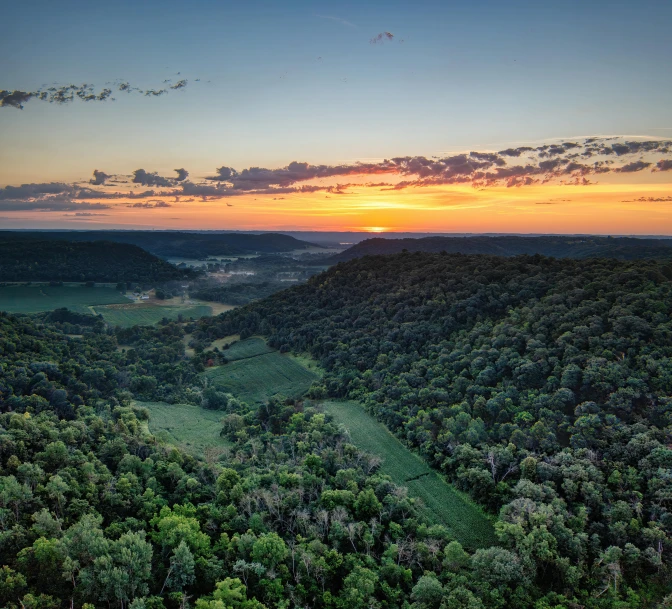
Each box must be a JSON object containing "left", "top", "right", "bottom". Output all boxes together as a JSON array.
[{"left": 2, "top": 178, "right": 672, "bottom": 234}]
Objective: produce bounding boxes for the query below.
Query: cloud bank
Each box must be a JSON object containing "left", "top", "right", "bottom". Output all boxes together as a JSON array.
[{"left": 2, "top": 138, "right": 671, "bottom": 211}]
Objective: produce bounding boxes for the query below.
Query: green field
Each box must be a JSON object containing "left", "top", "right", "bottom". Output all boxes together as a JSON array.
[
  {"left": 222, "top": 337, "right": 274, "bottom": 360},
  {"left": 320, "top": 400, "right": 497, "bottom": 549},
  {"left": 94, "top": 304, "right": 213, "bottom": 327},
  {"left": 0, "top": 285, "right": 128, "bottom": 314},
  {"left": 205, "top": 339, "right": 318, "bottom": 404},
  {"left": 135, "top": 400, "right": 231, "bottom": 458}
]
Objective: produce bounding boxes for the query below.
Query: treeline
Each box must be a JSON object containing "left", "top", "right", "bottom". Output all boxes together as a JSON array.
[
  {"left": 0, "top": 240, "right": 196, "bottom": 283},
  {"left": 0, "top": 312, "right": 503, "bottom": 609},
  {"left": 0, "top": 231, "right": 319, "bottom": 259},
  {"left": 194, "top": 252, "right": 672, "bottom": 606},
  {"left": 191, "top": 281, "right": 289, "bottom": 305},
  {"left": 327, "top": 235, "right": 672, "bottom": 263}
]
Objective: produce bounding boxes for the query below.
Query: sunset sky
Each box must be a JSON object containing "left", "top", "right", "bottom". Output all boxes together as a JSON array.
[{"left": 2, "top": 0, "right": 672, "bottom": 234}]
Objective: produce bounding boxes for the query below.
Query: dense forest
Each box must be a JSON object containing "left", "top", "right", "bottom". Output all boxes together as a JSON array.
[
  {"left": 2, "top": 251, "right": 672, "bottom": 607},
  {"left": 194, "top": 252, "right": 672, "bottom": 606},
  {"left": 0, "top": 232, "right": 319, "bottom": 259},
  {"left": 0, "top": 240, "right": 196, "bottom": 283},
  {"left": 0, "top": 311, "right": 501, "bottom": 609},
  {"left": 326, "top": 235, "right": 672, "bottom": 263}
]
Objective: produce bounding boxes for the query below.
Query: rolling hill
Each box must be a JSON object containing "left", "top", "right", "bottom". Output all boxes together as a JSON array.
[
  {"left": 0, "top": 239, "right": 195, "bottom": 282},
  {"left": 0, "top": 230, "right": 320, "bottom": 258},
  {"left": 325, "top": 235, "right": 672, "bottom": 262}
]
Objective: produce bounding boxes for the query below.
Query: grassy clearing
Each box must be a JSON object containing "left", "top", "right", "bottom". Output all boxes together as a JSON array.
[
  {"left": 211, "top": 335, "right": 240, "bottom": 350},
  {"left": 205, "top": 339, "right": 318, "bottom": 404},
  {"left": 135, "top": 400, "right": 231, "bottom": 458},
  {"left": 320, "top": 399, "right": 497, "bottom": 549},
  {"left": 222, "top": 337, "right": 274, "bottom": 361},
  {"left": 0, "top": 285, "right": 128, "bottom": 314},
  {"left": 94, "top": 303, "right": 212, "bottom": 327},
  {"left": 286, "top": 352, "right": 324, "bottom": 377}
]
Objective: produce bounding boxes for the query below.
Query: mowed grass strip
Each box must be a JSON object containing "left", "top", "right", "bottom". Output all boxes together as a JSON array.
[
  {"left": 135, "top": 400, "right": 231, "bottom": 458},
  {"left": 94, "top": 304, "right": 212, "bottom": 327},
  {"left": 222, "top": 337, "right": 274, "bottom": 361},
  {"left": 320, "top": 399, "right": 497, "bottom": 549},
  {"left": 205, "top": 350, "right": 318, "bottom": 404},
  {"left": 0, "top": 285, "right": 128, "bottom": 314}
]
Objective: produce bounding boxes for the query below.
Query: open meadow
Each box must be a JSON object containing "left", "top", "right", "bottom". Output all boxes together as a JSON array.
[
  {"left": 135, "top": 400, "right": 231, "bottom": 458},
  {"left": 221, "top": 336, "right": 275, "bottom": 360},
  {"left": 205, "top": 338, "right": 318, "bottom": 403},
  {"left": 93, "top": 302, "right": 213, "bottom": 327},
  {"left": 320, "top": 399, "right": 497, "bottom": 549},
  {"left": 0, "top": 284, "right": 129, "bottom": 314}
]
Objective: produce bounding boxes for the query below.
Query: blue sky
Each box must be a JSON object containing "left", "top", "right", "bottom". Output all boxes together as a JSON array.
[
  {"left": 1, "top": 0, "right": 672, "bottom": 233},
  {"left": 3, "top": 0, "right": 672, "bottom": 179}
]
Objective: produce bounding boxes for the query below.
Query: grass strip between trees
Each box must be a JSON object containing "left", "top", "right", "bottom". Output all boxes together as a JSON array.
[{"left": 320, "top": 399, "right": 498, "bottom": 549}]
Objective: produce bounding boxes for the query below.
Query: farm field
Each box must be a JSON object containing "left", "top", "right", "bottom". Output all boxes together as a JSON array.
[
  {"left": 135, "top": 400, "right": 231, "bottom": 458},
  {"left": 93, "top": 303, "right": 213, "bottom": 327},
  {"left": 320, "top": 399, "right": 497, "bottom": 549},
  {"left": 222, "top": 337, "right": 274, "bottom": 360},
  {"left": 0, "top": 284, "right": 128, "bottom": 314},
  {"left": 205, "top": 339, "right": 318, "bottom": 404}
]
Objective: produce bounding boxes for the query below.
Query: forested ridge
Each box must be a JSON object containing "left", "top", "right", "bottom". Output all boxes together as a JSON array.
[
  {"left": 195, "top": 252, "right": 672, "bottom": 606},
  {"left": 0, "top": 232, "right": 318, "bottom": 259},
  {"left": 326, "top": 235, "right": 672, "bottom": 263},
  {"left": 0, "top": 240, "right": 195, "bottom": 283}
]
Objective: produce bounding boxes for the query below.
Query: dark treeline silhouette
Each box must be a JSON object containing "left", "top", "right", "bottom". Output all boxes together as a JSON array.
[
  {"left": 326, "top": 235, "right": 672, "bottom": 263},
  {"left": 0, "top": 231, "right": 319, "bottom": 258},
  {"left": 0, "top": 239, "right": 195, "bottom": 282}
]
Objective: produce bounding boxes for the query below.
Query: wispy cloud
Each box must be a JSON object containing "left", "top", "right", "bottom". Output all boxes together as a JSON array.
[
  {"left": 370, "top": 31, "right": 394, "bottom": 44},
  {"left": 315, "top": 14, "right": 357, "bottom": 28}
]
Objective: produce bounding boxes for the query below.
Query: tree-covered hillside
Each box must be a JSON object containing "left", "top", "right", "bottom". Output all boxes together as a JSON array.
[
  {"left": 327, "top": 235, "right": 672, "bottom": 263},
  {"left": 0, "top": 240, "right": 196, "bottom": 282},
  {"left": 0, "top": 311, "right": 510, "bottom": 609},
  {"left": 196, "top": 252, "right": 672, "bottom": 606}
]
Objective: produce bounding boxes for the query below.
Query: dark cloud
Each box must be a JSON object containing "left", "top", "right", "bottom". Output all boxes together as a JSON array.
[
  {"left": 470, "top": 152, "right": 506, "bottom": 166},
  {"left": 90, "top": 169, "right": 111, "bottom": 185},
  {"left": 622, "top": 196, "right": 672, "bottom": 202},
  {"left": 132, "top": 169, "right": 174, "bottom": 187},
  {"left": 73, "top": 188, "right": 158, "bottom": 200},
  {"left": 1, "top": 78, "right": 190, "bottom": 110},
  {"left": 205, "top": 160, "right": 396, "bottom": 189},
  {"left": 0, "top": 182, "right": 74, "bottom": 201},
  {"left": 0, "top": 90, "right": 35, "bottom": 109},
  {"left": 656, "top": 159, "right": 672, "bottom": 171},
  {"left": 370, "top": 31, "right": 394, "bottom": 44},
  {"left": 67, "top": 212, "right": 109, "bottom": 217},
  {"left": 174, "top": 168, "right": 189, "bottom": 181},
  {"left": 0, "top": 199, "right": 111, "bottom": 212},
  {"left": 127, "top": 201, "right": 172, "bottom": 208},
  {"left": 616, "top": 161, "right": 652, "bottom": 173},
  {"left": 498, "top": 146, "right": 534, "bottom": 157}
]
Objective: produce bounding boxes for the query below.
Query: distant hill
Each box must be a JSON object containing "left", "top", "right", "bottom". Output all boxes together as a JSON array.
[
  {"left": 0, "top": 239, "right": 196, "bottom": 282},
  {"left": 325, "top": 235, "right": 672, "bottom": 262},
  {"left": 0, "top": 231, "right": 319, "bottom": 258}
]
